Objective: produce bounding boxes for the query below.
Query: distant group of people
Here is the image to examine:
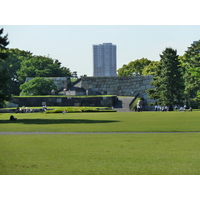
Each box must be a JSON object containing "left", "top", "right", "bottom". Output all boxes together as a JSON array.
[
  {"left": 16, "top": 106, "right": 33, "bottom": 113},
  {"left": 154, "top": 105, "right": 168, "bottom": 112},
  {"left": 154, "top": 105, "right": 193, "bottom": 112},
  {"left": 178, "top": 106, "right": 192, "bottom": 112},
  {"left": 174, "top": 105, "right": 193, "bottom": 112}
]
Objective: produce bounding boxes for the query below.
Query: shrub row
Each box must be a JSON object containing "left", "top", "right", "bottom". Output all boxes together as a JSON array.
[{"left": 46, "top": 107, "right": 116, "bottom": 113}]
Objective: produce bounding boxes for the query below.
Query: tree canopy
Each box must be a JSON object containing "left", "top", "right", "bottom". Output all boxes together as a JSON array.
[
  {"left": 1, "top": 48, "right": 32, "bottom": 96},
  {"left": 142, "top": 61, "right": 160, "bottom": 75},
  {"left": 147, "top": 48, "right": 184, "bottom": 110},
  {"left": 188, "top": 67, "right": 200, "bottom": 101},
  {"left": 1, "top": 48, "right": 72, "bottom": 97},
  {"left": 179, "top": 40, "right": 200, "bottom": 105},
  {"left": 17, "top": 55, "right": 71, "bottom": 83},
  {"left": 20, "top": 77, "right": 58, "bottom": 95},
  {"left": 0, "top": 28, "right": 10, "bottom": 107},
  {"left": 117, "top": 58, "right": 152, "bottom": 76}
]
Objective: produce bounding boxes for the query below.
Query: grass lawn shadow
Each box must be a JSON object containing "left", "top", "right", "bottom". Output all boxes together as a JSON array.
[{"left": 0, "top": 119, "right": 120, "bottom": 125}]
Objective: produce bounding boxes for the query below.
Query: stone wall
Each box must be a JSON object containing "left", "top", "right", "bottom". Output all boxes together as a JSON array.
[
  {"left": 81, "top": 75, "right": 154, "bottom": 101},
  {"left": 9, "top": 96, "right": 117, "bottom": 108}
]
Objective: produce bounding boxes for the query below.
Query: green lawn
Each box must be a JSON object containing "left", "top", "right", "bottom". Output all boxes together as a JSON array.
[
  {"left": 0, "top": 111, "right": 199, "bottom": 132},
  {"left": 1, "top": 111, "right": 200, "bottom": 175},
  {"left": 1, "top": 133, "right": 200, "bottom": 175}
]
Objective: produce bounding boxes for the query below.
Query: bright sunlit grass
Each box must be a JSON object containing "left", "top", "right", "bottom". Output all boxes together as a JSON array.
[
  {"left": 0, "top": 111, "right": 199, "bottom": 132},
  {"left": 1, "top": 112, "right": 200, "bottom": 175},
  {"left": 1, "top": 133, "right": 200, "bottom": 175}
]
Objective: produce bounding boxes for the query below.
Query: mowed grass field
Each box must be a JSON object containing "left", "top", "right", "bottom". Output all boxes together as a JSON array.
[
  {"left": 0, "top": 111, "right": 199, "bottom": 132},
  {"left": 0, "top": 111, "right": 200, "bottom": 175},
  {"left": 1, "top": 133, "right": 200, "bottom": 175}
]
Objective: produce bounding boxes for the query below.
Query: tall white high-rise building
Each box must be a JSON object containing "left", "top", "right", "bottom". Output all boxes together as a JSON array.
[{"left": 93, "top": 43, "right": 117, "bottom": 76}]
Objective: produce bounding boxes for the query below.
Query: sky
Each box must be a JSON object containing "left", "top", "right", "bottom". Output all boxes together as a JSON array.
[
  {"left": 1, "top": 0, "right": 200, "bottom": 78},
  {"left": 2, "top": 25, "right": 200, "bottom": 77}
]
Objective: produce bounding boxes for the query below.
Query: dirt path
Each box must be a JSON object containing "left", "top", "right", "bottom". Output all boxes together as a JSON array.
[{"left": 1, "top": 132, "right": 200, "bottom": 135}]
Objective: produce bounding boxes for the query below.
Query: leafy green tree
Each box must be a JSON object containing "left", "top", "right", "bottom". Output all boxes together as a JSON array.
[
  {"left": 142, "top": 61, "right": 160, "bottom": 75},
  {"left": 147, "top": 48, "right": 184, "bottom": 111},
  {"left": 17, "top": 55, "right": 71, "bottom": 83},
  {"left": 117, "top": 58, "right": 152, "bottom": 76},
  {"left": 179, "top": 40, "right": 200, "bottom": 106},
  {"left": 0, "top": 28, "right": 10, "bottom": 107},
  {"left": 189, "top": 66, "right": 200, "bottom": 100},
  {"left": 20, "top": 77, "right": 58, "bottom": 95},
  {"left": 0, "top": 48, "right": 72, "bottom": 96},
  {"left": 2, "top": 48, "right": 32, "bottom": 96}
]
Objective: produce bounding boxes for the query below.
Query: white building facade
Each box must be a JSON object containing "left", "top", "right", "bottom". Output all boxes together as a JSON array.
[{"left": 93, "top": 43, "right": 117, "bottom": 77}]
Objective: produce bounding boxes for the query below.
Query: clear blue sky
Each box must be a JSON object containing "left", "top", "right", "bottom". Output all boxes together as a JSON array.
[
  {"left": 2, "top": 25, "right": 200, "bottom": 76},
  {"left": 2, "top": 1, "right": 200, "bottom": 77}
]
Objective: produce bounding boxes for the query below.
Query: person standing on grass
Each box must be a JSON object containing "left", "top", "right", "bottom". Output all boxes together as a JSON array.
[{"left": 42, "top": 105, "right": 46, "bottom": 112}]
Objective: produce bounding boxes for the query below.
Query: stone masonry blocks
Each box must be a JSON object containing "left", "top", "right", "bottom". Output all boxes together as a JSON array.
[{"left": 81, "top": 75, "right": 154, "bottom": 98}]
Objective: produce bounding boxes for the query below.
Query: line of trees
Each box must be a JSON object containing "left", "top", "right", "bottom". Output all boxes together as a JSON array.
[
  {"left": 0, "top": 28, "right": 73, "bottom": 106},
  {"left": 117, "top": 41, "right": 200, "bottom": 109}
]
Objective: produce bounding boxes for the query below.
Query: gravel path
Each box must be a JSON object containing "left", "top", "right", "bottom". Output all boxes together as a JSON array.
[
  {"left": 114, "top": 97, "right": 134, "bottom": 112},
  {"left": 1, "top": 132, "right": 200, "bottom": 135}
]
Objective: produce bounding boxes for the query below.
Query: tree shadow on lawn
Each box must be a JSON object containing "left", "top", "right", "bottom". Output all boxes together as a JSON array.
[{"left": 0, "top": 119, "right": 120, "bottom": 125}]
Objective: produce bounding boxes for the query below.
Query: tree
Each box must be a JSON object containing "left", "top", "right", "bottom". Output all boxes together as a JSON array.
[
  {"left": 147, "top": 48, "right": 184, "bottom": 111},
  {"left": 142, "top": 61, "right": 160, "bottom": 75},
  {"left": 17, "top": 55, "right": 72, "bottom": 83},
  {"left": 189, "top": 65, "right": 200, "bottom": 101},
  {"left": 20, "top": 77, "right": 58, "bottom": 95},
  {"left": 0, "top": 28, "right": 10, "bottom": 107},
  {"left": 0, "top": 47, "right": 72, "bottom": 97},
  {"left": 117, "top": 58, "right": 152, "bottom": 76},
  {"left": 0, "top": 28, "right": 9, "bottom": 59},
  {"left": 179, "top": 40, "right": 200, "bottom": 106},
  {"left": 80, "top": 74, "right": 87, "bottom": 78},
  {"left": 72, "top": 71, "right": 78, "bottom": 79},
  {"left": 2, "top": 48, "right": 32, "bottom": 96}
]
